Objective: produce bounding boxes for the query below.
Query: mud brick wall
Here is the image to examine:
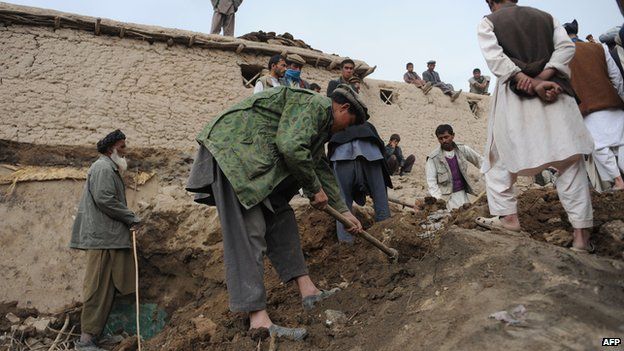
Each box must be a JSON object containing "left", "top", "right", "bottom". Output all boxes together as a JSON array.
[
  {"left": 0, "top": 21, "right": 490, "bottom": 163},
  {"left": 0, "top": 23, "right": 339, "bottom": 150}
]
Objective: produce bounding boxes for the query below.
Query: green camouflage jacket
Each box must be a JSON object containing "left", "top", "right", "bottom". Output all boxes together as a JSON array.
[{"left": 197, "top": 86, "right": 348, "bottom": 212}]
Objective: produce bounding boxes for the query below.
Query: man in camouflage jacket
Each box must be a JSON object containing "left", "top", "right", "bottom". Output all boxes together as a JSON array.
[{"left": 187, "top": 85, "right": 366, "bottom": 340}]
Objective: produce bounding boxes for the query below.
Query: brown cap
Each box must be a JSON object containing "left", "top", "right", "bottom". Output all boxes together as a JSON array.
[
  {"left": 332, "top": 84, "right": 369, "bottom": 123},
  {"left": 286, "top": 54, "right": 306, "bottom": 66}
]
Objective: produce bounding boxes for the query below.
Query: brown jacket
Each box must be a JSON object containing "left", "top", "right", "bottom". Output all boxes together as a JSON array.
[
  {"left": 487, "top": 4, "right": 575, "bottom": 98},
  {"left": 570, "top": 42, "right": 624, "bottom": 116}
]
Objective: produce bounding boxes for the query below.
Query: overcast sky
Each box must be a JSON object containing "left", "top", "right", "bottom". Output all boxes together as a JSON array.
[{"left": 6, "top": 0, "right": 622, "bottom": 90}]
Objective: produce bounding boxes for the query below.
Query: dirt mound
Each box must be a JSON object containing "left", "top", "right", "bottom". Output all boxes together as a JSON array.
[
  {"left": 239, "top": 31, "right": 317, "bottom": 51},
  {"left": 3, "top": 141, "right": 624, "bottom": 351},
  {"left": 137, "top": 197, "right": 624, "bottom": 350},
  {"left": 453, "top": 186, "right": 624, "bottom": 260},
  {"left": 141, "top": 205, "right": 431, "bottom": 351}
]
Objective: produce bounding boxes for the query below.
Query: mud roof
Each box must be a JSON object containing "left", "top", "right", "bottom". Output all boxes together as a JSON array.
[{"left": 0, "top": 2, "right": 376, "bottom": 78}]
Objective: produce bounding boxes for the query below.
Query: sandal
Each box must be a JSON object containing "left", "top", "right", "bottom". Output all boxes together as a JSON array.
[
  {"left": 475, "top": 216, "right": 521, "bottom": 232},
  {"left": 570, "top": 242, "right": 595, "bottom": 254}
]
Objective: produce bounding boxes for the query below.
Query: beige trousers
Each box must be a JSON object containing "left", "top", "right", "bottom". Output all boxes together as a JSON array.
[
  {"left": 81, "top": 249, "right": 135, "bottom": 336},
  {"left": 210, "top": 12, "right": 235, "bottom": 36},
  {"left": 485, "top": 156, "right": 593, "bottom": 229}
]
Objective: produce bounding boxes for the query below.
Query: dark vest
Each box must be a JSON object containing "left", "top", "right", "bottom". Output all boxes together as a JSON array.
[
  {"left": 570, "top": 42, "right": 624, "bottom": 116},
  {"left": 487, "top": 4, "right": 575, "bottom": 98}
]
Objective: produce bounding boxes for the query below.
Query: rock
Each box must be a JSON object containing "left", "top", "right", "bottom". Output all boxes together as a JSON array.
[
  {"left": 600, "top": 220, "right": 624, "bottom": 242},
  {"left": 5, "top": 312, "right": 20, "bottom": 324},
  {"left": 23, "top": 316, "right": 55, "bottom": 333},
  {"left": 324, "top": 310, "right": 347, "bottom": 328},
  {"left": 112, "top": 336, "right": 138, "bottom": 351},
  {"left": 543, "top": 229, "right": 572, "bottom": 247},
  {"left": 190, "top": 315, "right": 217, "bottom": 341}
]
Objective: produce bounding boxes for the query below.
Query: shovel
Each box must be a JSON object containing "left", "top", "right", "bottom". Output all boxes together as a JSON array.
[{"left": 323, "top": 205, "right": 399, "bottom": 262}]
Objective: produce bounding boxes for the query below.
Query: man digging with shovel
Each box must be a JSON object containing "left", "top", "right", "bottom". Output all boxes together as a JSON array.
[{"left": 186, "top": 85, "right": 365, "bottom": 341}]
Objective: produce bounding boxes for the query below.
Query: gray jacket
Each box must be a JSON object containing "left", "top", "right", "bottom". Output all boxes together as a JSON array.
[
  {"left": 211, "top": 0, "right": 243, "bottom": 14},
  {"left": 70, "top": 156, "right": 140, "bottom": 250},
  {"left": 422, "top": 70, "right": 442, "bottom": 84}
]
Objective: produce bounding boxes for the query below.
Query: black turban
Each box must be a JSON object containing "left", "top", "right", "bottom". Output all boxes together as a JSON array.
[
  {"left": 331, "top": 84, "right": 369, "bottom": 124},
  {"left": 97, "top": 129, "right": 126, "bottom": 154},
  {"left": 563, "top": 20, "right": 579, "bottom": 35}
]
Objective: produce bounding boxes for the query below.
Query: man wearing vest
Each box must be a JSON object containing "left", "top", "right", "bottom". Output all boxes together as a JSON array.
[
  {"left": 568, "top": 25, "right": 624, "bottom": 191},
  {"left": 475, "top": 0, "right": 595, "bottom": 253},
  {"left": 254, "top": 55, "right": 287, "bottom": 94},
  {"left": 425, "top": 125, "right": 483, "bottom": 210}
]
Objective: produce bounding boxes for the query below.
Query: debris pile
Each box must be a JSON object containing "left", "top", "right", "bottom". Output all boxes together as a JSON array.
[{"left": 239, "top": 31, "right": 318, "bottom": 51}]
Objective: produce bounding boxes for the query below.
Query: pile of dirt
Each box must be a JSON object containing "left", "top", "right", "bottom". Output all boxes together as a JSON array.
[
  {"left": 136, "top": 193, "right": 624, "bottom": 350},
  {"left": 453, "top": 186, "right": 624, "bottom": 260},
  {"left": 239, "top": 31, "right": 318, "bottom": 51},
  {"left": 3, "top": 140, "right": 624, "bottom": 351},
  {"left": 140, "top": 204, "right": 432, "bottom": 351}
]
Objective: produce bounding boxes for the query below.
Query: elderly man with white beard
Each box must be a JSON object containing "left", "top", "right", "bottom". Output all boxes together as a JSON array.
[{"left": 70, "top": 129, "right": 141, "bottom": 351}]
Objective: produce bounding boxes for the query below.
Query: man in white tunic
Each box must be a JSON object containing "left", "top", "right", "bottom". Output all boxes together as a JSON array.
[
  {"left": 476, "top": 0, "right": 595, "bottom": 252},
  {"left": 569, "top": 34, "right": 624, "bottom": 191}
]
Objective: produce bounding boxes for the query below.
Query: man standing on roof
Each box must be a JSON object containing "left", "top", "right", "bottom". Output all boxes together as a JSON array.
[
  {"left": 475, "top": 0, "right": 595, "bottom": 253},
  {"left": 186, "top": 85, "right": 366, "bottom": 341},
  {"left": 210, "top": 0, "right": 243, "bottom": 37}
]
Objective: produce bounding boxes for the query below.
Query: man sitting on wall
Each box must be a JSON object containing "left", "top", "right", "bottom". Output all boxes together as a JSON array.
[
  {"left": 469, "top": 68, "right": 491, "bottom": 95},
  {"left": 425, "top": 124, "right": 483, "bottom": 210},
  {"left": 404, "top": 62, "right": 433, "bottom": 94},
  {"left": 384, "top": 134, "right": 416, "bottom": 176},
  {"left": 423, "top": 60, "right": 462, "bottom": 101},
  {"left": 254, "top": 54, "right": 286, "bottom": 94}
]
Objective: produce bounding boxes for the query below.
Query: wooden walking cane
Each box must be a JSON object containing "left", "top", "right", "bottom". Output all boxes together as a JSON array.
[
  {"left": 323, "top": 205, "right": 399, "bottom": 262},
  {"left": 131, "top": 229, "right": 142, "bottom": 351}
]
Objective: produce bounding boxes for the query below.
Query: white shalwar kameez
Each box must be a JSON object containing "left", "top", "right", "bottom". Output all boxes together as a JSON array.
[
  {"left": 478, "top": 17, "right": 594, "bottom": 229},
  {"left": 583, "top": 45, "right": 624, "bottom": 182}
]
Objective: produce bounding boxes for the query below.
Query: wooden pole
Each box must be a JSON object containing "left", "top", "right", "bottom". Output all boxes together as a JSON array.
[
  {"left": 387, "top": 195, "right": 415, "bottom": 209},
  {"left": 132, "top": 229, "right": 142, "bottom": 351},
  {"left": 323, "top": 206, "right": 399, "bottom": 262}
]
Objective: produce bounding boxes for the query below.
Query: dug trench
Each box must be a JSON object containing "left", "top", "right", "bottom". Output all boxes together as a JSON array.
[{"left": 1, "top": 141, "right": 624, "bottom": 351}]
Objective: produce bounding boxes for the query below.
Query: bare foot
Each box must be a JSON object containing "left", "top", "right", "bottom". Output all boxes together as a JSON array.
[
  {"left": 249, "top": 310, "right": 272, "bottom": 330},
  {"left": 572, "top": 228, "right": 592, "bottom": 251}
]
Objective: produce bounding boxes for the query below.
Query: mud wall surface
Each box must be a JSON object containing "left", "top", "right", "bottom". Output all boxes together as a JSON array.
[
  {"left": 0, "top": 23, "right": 339, "bottom": 150},
  {"left": 0, "top": 19, "right": 490, "bottom": 161}
]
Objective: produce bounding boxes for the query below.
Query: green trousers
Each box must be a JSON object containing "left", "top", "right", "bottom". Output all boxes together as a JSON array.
[{"left": 81, "top": 249, "right": 135, "bottom": 336}]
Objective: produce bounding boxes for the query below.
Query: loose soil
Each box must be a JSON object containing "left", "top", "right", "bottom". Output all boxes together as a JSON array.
[{"left": 2, "top": 142, "right": 624, "bottom": 351}]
